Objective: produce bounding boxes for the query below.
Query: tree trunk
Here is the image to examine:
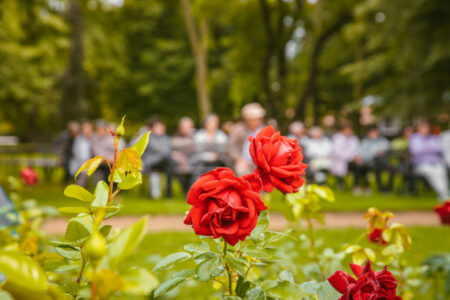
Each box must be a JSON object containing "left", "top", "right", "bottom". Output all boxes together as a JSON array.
[
  {"left": 61, "top": 0, "right": 86, "bottom": 122},
  {"left": 180, "top": 0, "right": 211, "bottom": 120},
  {"left": 259, "top": 0, "right": 278, "bottom": 120},
  {"left": 295, "top": 14, "right": 351, "bottom": 120}
]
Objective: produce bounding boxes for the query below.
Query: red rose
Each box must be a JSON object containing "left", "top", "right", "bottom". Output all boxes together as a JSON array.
[
  {"left": 328, "top": 261, "right": 401, "bottom": 300},
  {"left": 184, "top": 168, "right": 267, "bottom": 245},
  {"left": 248, "top": 126, "right": 307, "bottom": 194},
  {"left": 434, "top": 201, "right": 450, "bottom": 225},
  {"left": 368, "top": 228, "right": 387, "bottom": 245},
  {"left": 20, "top": 166, "right": 38, "bottom": 186}
]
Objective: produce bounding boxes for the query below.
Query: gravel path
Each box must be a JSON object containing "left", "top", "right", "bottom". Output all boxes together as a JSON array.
[{"left": 41, "top": 211, "right": 441, "bottom": 235}]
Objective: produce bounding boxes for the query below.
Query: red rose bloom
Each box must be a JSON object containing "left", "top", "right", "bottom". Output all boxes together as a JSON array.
[
  {"left": 368, "top": 228, "right": 387, "bottom": 245},
  {"left": 20, "top": 166, "right": 38, "bottom": 186},
  {"left": 248, "top": 126, "right": 307, "bottom": 194},
  {"left": 184, "top": 168, "right": 267, "bottom": 245},
  {"left": 434, "top": 201, "right": 450, "bottom": 225},
  {"left": 328, "top": 261, "right": 401, "bottom": 300}
]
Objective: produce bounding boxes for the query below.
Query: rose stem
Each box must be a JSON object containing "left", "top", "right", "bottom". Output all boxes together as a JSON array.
[{"left": 223, "top": 241, "right": 233, "bottom": 295}]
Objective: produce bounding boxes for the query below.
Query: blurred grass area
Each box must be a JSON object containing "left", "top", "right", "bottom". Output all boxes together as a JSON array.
[
  {"left": 19, "top": 181, "right": 437, "bottom": 215},
  {"left": 132, "top": 226, "right": 449, "bottom": 299}
]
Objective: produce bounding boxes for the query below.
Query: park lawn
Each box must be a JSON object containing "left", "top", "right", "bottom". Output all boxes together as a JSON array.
[
  {"left": 22, "top": 182, "right": 437, "bottom": 215},
  {"left": 129, "top": 226, "right": 450, "bottom": 299}
]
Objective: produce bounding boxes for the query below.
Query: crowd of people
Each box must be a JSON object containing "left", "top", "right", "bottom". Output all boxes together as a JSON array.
[{"left": 58, "top": 103, "right": 450, "bottom": 201}]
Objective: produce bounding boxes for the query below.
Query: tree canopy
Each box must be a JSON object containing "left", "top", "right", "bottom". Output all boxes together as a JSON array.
[{"left": 0, "top": 0, "right": 449, "bottom": 139}]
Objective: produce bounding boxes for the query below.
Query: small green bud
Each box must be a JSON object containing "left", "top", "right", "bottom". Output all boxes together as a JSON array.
[{"left": 84, "top": 232, "right": 106, "bottom": 262}]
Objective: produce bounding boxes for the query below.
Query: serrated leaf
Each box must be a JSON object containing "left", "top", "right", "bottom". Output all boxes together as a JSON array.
[
  {"left": 118, "top": 172, "right": 142, "bottom": 190},
  {"left": 247, "top": 286, "right": 266, "bottom": 300},
  {"left": 58, "top": 207, "right": 90, "bottom": 214},
  {"left": 197, "top": 256, "right": 221, "bottom": 281},
  {"left": 243, "top": 247, "right": 272, "bottom": 260},
  {"left": 225, "top": 255, "right": 247, "bottom": 276},
  {"left": 267, "top": 281, "right": 306, "bottom": 300},
  {"left": 131, "top": 131, "right": 150, "bottom": 156},
  {"left": 116, "top": 148, "right": 141, "bottom": 177},
  {"left": 172, "top": 269, "right": 195, "bottom": 278},
  {"left": 184, "top": 242, "right": 210, "bottom": 253},
  {"left": 63, "top": 185, "right": 94, "bottom": 202},
  {"left": 300, "top": 281, "right": 320, "bottom": 295},
  {"left": 317, "top": 281, "right": 341, "bottom": 300},
  {"left": 153, "top": 277, "right": 186, "bottom": 298},
  {"left": 153, "top": 252, "right": 191, "bottom": 271},
  {"left": 54, "top": 264, "right": 79, "bottom": 272},
  {"left": 279, "top": 270, "right": 294, "bottom": 283},
  {"left": 91, "top": 181, "right": 109, "bottom": 208},
  {"left": 75, "top": 156, "right": 104, "bottom": 179}
]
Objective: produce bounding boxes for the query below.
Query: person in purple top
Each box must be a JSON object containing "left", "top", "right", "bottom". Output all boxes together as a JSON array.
[{"left": 409, "top": 120, "right": 449, "bottom": 201}]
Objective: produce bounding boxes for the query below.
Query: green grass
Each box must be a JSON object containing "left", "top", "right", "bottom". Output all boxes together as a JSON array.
[
  {"left": 19, "top": 181, "right": 437, "bottom": 215},
  {"left": 131, "top": 226, "right": 450, "bottom": 299}
]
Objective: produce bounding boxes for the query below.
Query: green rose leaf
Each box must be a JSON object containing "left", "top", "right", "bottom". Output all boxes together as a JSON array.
[
  {"left": 55, "top": 247, "right": 81, "bottom": 261},
  {"left": 184, "top": 242, "right": 210, "bottom": 253},
  {"left": 246, "top": 286, "right": 266, "bottom": 300},
  {"left": 196, "top": 256, "right": 221, "bottom": 281},
  {"left": 65, "top": 216, "right": 93, "bottom": 241},
  {"left": 131, "top": 131, "right": 150, "bottom": 156},
  {"left": 63, "top": 185, "right": 94, "bottom": 202},
  {"left": 267, "top": 281, "right": 306, "bottom": 300},
  {"left": 225, "top": 255, "right": 247, "bottom": 276},
  {"left": 58, "top": 207, "right": 90, "bottom": 214},
  {"left": 121, "top": 267, "right": 159, "bottom": 296},
  {"left": 91, "top": 181, "right": 109, "bottom": 208},
  {"left": 75, "top": 156, "right": 104, "bottom": 179},
  {"left": 118, "top": 172, "right": 142, "bottom": 190},
  {"left": 152, "top": 252, "right": 191, "bottom": 271},
  {"left": 153, "top": 277, "right": 187, "bottom": 298},
  {"left": 101, "top": 216, "right": 147, "bottom": 268},
  {"left": 317, "top": 281, "right": 341, "bottom": 300}
]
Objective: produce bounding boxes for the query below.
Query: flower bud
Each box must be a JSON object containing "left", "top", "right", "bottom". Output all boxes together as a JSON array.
[{"left": 84, "top": 232, "right": 106, "bottom": 262}]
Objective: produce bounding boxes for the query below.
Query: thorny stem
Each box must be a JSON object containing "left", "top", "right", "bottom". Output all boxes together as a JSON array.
[{"left": 222, "top": 241, "right": 233, "bottom": 296}]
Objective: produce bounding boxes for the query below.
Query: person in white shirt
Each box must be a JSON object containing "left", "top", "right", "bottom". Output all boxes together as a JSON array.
[{"left": 303, "top": 126, "right": 332, "bottom": 184}]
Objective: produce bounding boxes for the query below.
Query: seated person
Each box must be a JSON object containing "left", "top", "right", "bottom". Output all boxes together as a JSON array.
[
  {"left": 303, "top": 126, "right": 332, "bottom": 184},
  {"left": 192, "top": 114, "right": 229, "bottom": 179},
  {"left": 331, "top": 123, "right": 360, "bottom": 190},
  {"left": 141, "top": 117, "right": 174, "bottom": 199},
  {"left": 391, "top": 126, "right": 415, "bottom": 195},
  {"left": 172, "top": 117, "right": 196, "bottom": 194},
  {"left": 351, "top": 126, "right": 392, "bottom": 194},
  {"left": 409, "top": 120, "right": 449, "bottom": 201}
]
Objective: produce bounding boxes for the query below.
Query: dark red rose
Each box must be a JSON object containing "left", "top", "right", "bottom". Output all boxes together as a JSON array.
[
  {"left": 184, "top": 168, "right": 267, "bottom": 245},
  {"left": 368, "top": 228, "right": 387, "bottom": 245},
  {"left": 328, "top": 261, "right": 401, "bottom": 300},
  {"left": 20, "top": 166, "right": 38, "bottom": 186},
  {"left": 248, "top": 126, "right": 307, "bottom": 194},
  {"left": 434, "top": 201, "right": 450, "bottom": 225}
]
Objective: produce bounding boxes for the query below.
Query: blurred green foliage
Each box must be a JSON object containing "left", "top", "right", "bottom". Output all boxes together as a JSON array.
[{"left": 0, "top": 0, "right": 449, "bottom": 139}]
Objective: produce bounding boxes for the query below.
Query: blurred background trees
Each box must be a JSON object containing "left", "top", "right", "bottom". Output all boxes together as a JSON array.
[{"left": 0, "top": 0, "right": 449, "bottom": 139}]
